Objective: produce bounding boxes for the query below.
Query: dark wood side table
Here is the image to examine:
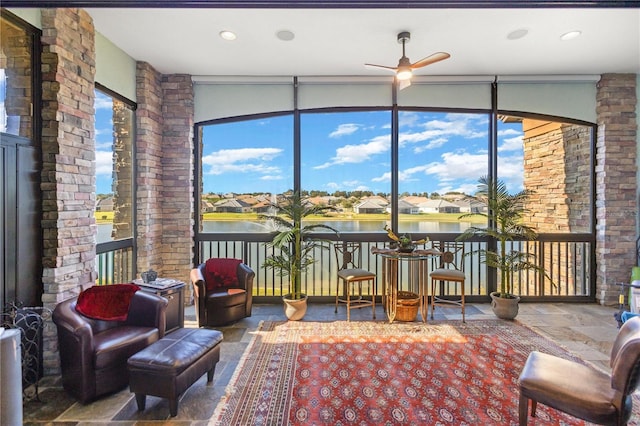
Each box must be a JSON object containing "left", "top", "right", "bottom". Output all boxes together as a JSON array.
[{"left": 134, "top": 279, "right": 185, "bottom": 333}]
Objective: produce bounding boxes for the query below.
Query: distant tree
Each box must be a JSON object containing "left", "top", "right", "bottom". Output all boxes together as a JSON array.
[{"left": 431, "top": 192, "right": 441, "bottom": 199}]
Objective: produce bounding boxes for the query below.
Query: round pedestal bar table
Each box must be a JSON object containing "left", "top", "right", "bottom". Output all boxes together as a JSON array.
[{"left": 371, "top": 247, "right": 441, "bottom": 323}]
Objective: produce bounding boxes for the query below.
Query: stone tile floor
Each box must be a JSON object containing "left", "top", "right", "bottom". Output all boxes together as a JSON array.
[{"left": 21, "top": 302, "right": 623, "bottom": 425}]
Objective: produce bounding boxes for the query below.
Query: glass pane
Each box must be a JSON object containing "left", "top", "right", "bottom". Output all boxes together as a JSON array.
[
  {"left": 301, "top": 110, "right": 392, "bottom": 233},
  {"left": 200, "top": 115, "right": 293, "bottom": 233},
  {"left": 95, "top": 90, "right": 135, "bottom": 243},
  {"left": 0, "top": 17, "right": 32, "bottom": 138},
  {"left": 398, "top": 111, "right": 489, "bottom": 235},
  {"left": 497, "top": 115, "right": 592, "bottom": 234}
]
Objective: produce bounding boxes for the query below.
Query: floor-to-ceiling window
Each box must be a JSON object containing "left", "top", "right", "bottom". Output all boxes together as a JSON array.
[
  {"left": 94, "top": 85, "right": 136, "bottom": 284},
  {"left": 194, "top": 81, "right": 596, "bottom": 300},
  {"left": 397, "top": 111, "right": 489, "bottom": 235}
]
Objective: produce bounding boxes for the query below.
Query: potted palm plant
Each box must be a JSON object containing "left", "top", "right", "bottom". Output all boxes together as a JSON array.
[
  {"left": 261, "top": 192, "right": 339, "bottom": 320},
  {"left": 456, "top": 176, "right": 550, "bottom": 320}
]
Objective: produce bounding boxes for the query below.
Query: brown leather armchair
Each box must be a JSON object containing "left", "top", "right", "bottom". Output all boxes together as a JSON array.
[
  {"left": 52, "top": 290, "right": 167, "bottom": 403},
  {"left": 191, "top": 258, "right": 255, "bottom": 327},
  {"left": 519, "top": 315, "right": 640, "bottom": 425}
]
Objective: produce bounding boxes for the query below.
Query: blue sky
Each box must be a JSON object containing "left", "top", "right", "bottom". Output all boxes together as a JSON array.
[
  {"left": 95, "top": 91, "right": 116, "bottom": 194},
  {"left": 95, "top": 92, "right": 525, "bottom": 196},
  {"left": 200, "top": 110, "right": 525, "bottom": 197}
]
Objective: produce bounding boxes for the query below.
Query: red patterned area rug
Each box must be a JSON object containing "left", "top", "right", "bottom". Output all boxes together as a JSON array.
[{"left": 213, "top": 320, "right": 640, "bottom": 425}]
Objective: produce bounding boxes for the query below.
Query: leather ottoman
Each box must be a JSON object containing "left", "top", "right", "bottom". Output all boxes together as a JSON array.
[{"left": 127, "top": 328, "right": 223, "bottom": 417}]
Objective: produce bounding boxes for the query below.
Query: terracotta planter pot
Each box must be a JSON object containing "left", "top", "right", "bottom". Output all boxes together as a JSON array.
[
  {"left": 283, "top": 293, "right": 308, "bottom": 321},
  {"left": 490, "top": 291, "right": 521, "bottom": 320}
]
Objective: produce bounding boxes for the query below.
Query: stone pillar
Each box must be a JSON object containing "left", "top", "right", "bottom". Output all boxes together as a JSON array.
[
  {"left": 136, "top": 66, "right": 194, "bottom": 300},
  {"left": 160, "top": 74, "right": 194, "bottom": 290},
  {"left": 40, "top": 8, "right": 96, "bottom": 374},
  {"left": 136, "top": 62, "right": 164, "bottom": 273},
  {"left": 596, "top": 74, "right": 638, "bottom": 304}
]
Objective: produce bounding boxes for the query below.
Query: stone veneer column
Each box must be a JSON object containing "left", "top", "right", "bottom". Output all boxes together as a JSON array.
[
  {"left": 135, "top": 62, "right": 164, "bottom": 272},
  {"left": 160, "top": 74, "right": 194, "bottom": 287},
  {"left": 136, "top": 64, "right": 194, "bottom": 299},
  {"left": 40, "top": 8, "right": 96, "bottom": 374},
  {"left": 596, "top": 74, "right": 638, "bottom": 304}
]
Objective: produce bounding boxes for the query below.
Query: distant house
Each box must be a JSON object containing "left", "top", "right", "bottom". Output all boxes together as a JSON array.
[
  {"left": 402, "top": 196, "right": 429, "bottom": 206},
  {"left": 201, "top": 200, "right": 215, "bottom": 212},
  {"left": 387, "top": 199, "right": 419, "bottom": 214},
  {"left": 417, "top": 199, "right": 460, "bottom": 214},
  {"left": 214, "top": 198, "right": 251, "bottom": 213},
  {"left": 453, "top": 199, "right": 486, "bottom": 214},
  {"left": 252, "top": 200, "right": 272, "bottom": 213},
  {"left": 96, "top": 196, "right": 114, "bottom": 212},
  {"left": 354, "top": 199, "right": 386, "bottom": 214}
]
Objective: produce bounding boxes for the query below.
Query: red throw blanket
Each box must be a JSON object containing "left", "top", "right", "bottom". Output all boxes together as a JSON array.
[
  {"left": 205, "top": 258, "right": 241, "bottom": 290},
  {"left": 75, "top": 283, "right": 140, "bottom": 321}
]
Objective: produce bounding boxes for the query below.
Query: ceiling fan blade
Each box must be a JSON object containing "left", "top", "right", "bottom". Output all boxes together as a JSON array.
[
  {"left": 411, "top": 52, "right": 451, "bottom": 69},
  {"left": 398, "top": 79, "right": 412, "bottom": 91},
  {"left": 364, "top": 63, "right": 398, "bottom": 72}
]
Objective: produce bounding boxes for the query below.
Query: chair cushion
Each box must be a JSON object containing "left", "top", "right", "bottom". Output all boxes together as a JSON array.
[
  {"left": 519, "top": 351, "right": 617, "bottom": 423},
  {"left": 430, "top": 268, "right": 465, "bottom": 281},
  {"left": 204, "top": 258, "right": 241, "bottom": 290},
  {"left": 93, "top": 325, "right": 159, "bottom": 370},
  {"left": 206, "top": 288, "right": 247, "bottom": 308},
  {"left": 338, "top": 268, "right": 376, "bottom": 280},
  {"left": 76, "top": 283, "right": 140, "bottom": 321}
]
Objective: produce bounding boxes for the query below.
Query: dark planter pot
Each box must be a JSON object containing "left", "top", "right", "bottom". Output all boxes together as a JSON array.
[
  {"left": 490, "top": 291, "right": 521, "bottom": 320},
  {"left": 283, "top": 293, "right": 308, "bottom": 321}
]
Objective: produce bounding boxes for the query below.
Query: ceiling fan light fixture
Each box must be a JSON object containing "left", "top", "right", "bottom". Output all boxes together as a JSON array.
[
  {"left": 396, "top": 66, "right": 413, "bottom": 81},
  {"left": 219, "top": 30, "right": 237, "bottom": 41},
  {"left": 560, "top": 30, "right": 582, "bottom": 41}
]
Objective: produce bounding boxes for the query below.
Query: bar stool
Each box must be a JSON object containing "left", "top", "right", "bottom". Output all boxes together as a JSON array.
[
  {"left": 430, "top": 241, "right": 466, "bottom": 322},
  {"left": 334, "top": 242, "right": 376, "bottom": 321}
]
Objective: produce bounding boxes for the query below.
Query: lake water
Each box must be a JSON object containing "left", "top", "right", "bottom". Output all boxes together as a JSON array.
[{"left": 97, "top": 220, "right": 471, "bottom": 243}]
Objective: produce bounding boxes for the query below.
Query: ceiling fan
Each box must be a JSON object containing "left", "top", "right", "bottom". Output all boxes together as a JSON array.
[{"left": 365, "top": 31, "right": 450, "bottom": 89}]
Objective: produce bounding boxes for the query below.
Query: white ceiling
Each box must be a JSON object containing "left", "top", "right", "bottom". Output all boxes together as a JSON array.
[{"left": 87, "top": 7, "right": 640, "bottom": 80}]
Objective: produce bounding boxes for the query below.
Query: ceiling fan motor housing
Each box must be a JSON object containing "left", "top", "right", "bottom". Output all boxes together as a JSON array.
[{"left": 397, "top": 31, "right": 411, "bottom": 44}]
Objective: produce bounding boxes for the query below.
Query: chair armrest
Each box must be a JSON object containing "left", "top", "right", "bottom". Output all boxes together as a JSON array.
[
  {"left": 238, "top": 263, "right": 255, "bottom": 293},
  {"left": 52, "top": 298, "right": 94, "bottom": 344},
  {"left": 191, "top": 266, "right": 206, "bottom": 299},
  {"left": 125, "top": 291, "right": 168, "bottom": 337},
  {"left": 52, "top": 298, "right": 95, "bottom": 382}
]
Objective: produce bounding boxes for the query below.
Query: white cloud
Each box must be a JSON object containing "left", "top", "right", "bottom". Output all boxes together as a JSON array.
[
  {"left": 414, "top": 137, "right": 448, "bottom": 153},
  {"left": 94, "top": 94, "right": 113, "bottom": 110},
  {"left": 203, "top": 147, "right": 283, "bottom": 176},
  {"left": 313, "top": 135, "right": 390, "bottom": 169},
  {"left": 398, "top": 113, "right": 486, "bottom": 150},
  {"left": 329, "top": 123, "right": 360, "bottom": 138},
  {"left": 260, "top": 175, "right": 283, "bottom": 181},
  {"left": 498, "top": 128, "right": 521, "bottom": 137},
  {"left": 96, "top": 150, "right": 113, "bottom": 176},
  {"left": 498, "top": 135, "right": 523, "bottom": 152},
  {"left": 371, "top": 172, "right": 390, "bottom": 183}
]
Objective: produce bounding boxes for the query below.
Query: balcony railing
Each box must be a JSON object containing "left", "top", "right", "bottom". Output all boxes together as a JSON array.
[
  {"left": 93, "top": 232, "right": 593, "bottom": 301},
  {"left": 195, "top": 232, "right": 594, "bottom": 303},
  {"left": 96, "top": 240, "right": 134, "bottom": 285}
]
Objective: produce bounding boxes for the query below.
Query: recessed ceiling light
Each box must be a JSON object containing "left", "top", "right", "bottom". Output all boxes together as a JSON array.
[
  {"left": 276, "top": 30, "right": 295, "bottom": 41},
  {"left": 560, "top": 30, "right": 582, "bottom": 41},
  {"left": 219, "top": 30, "right": 237, "bottom": 41},
  {"left": 507, "top": 29, "right": 529, "bottom": 40}
]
